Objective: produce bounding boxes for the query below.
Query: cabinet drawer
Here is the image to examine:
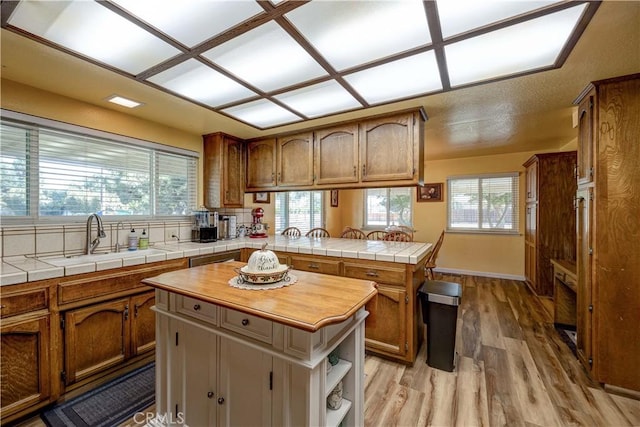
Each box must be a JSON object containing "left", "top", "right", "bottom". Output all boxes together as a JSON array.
[
  {"left": 344, "top": 263, "right": 406, "bottom": 285},
  {"left": 175, "top": 295, "right": 218, "bottom": 325},
  {"left": 1, "top": 288, "right": 49, "bottom": 318},
  {"left": 220, "top": 308, "right": 272, "bottom": 344},
  {"left": 290, "top": 255, "right": 342, "bottom": 276}
]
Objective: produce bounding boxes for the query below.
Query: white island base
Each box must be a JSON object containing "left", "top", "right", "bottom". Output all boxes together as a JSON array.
[{"left": 151, "top": 289, "right": 367, "bottom": 427}]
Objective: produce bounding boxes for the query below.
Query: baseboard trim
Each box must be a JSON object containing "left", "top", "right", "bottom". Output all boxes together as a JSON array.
[{"left": 435, "top": 267, "right": 525, "bottom": 281}]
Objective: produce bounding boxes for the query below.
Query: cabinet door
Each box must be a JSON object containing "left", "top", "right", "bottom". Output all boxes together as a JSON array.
[
  {"left": 218, "top": 337, "right": 272, "bottom": 427},
  {"left": 130, "top": 292, "right": 155, "bottom": 356},
  {"left": 364, "top": 285, "right": 407, "bottom": 357},
  {"left": 524, "top": 241, "right": 536, "bottom": 288},
  {"left": 577, "top": 91, "right": 595, "bottom": 186},
  {"left": 576, "top": 187, "right": 593, "bottom": 373},
  {"left": 246, "top": 138, "right": 277, "bottom": 190},
  {"left": 314, "top": 125, "right": 359, "bottom": 185},
  {"left": 359, "top": 114, "right": 415, "bottom": 182},
  {"left": 1, "top": 315, "right": 51, "bottom": 417},
  {"left": 524, "top": 203, "right": 537, "bottom": 244},
  {"left": 64, "top": 298, "right": 130, "bottom": 385},
  {"left": 178, "top": 322, "right": 217, "bottom": 427},
  {"left": 277, "top": 133, "right": 314, "bottom": 187},
  {"left": 223, "top": 136, "right": 244, "bottom": 207}
]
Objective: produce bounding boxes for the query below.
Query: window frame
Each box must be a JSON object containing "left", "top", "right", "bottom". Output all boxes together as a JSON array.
[
  {"left": 274, "top": 190, "right": 324, "bottom": 234},
  {"left": 363, "top": 187, "right": 414, "bottom": 229},
  {"left": 446, "top": 172, "right": 519, "bottom": 235},
  {"left": 0, "top": 109, "right": 199, "bottom": 224}
]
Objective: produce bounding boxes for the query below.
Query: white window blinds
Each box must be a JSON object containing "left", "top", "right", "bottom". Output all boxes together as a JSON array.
[
  {"left": 0, "top": 116, "right": 197, "bottom": 218},
  {"left": 275, "top": 191, "right": 323, "bottom": 234},
  {"left": 447, "top": 173, "right": 519, "bottom": 233}
]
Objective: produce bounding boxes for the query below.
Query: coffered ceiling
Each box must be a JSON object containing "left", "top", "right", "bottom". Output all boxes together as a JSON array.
[{"left": 1, "top": 1, "right": 639, "bottom": 160}]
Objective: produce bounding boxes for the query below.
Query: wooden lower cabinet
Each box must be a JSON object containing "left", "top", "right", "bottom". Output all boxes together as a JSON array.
[
  {"left": 363, "top": 285, "right": 407, "bottom": 357},
  {"left": 0, "top": 314, "right": 51, "bottom": 421},
  {"left": 63, "top": 291, "right": 155, "bottom": 386}
]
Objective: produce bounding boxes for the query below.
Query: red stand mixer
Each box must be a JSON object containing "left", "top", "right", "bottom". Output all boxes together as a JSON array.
[{"left": 250, "top": 207, "right": 268, "bottom": 238}]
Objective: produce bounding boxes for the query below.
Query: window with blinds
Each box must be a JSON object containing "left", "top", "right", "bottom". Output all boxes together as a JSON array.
[
  {"left": 447, "top": 173, "right": 519, "bottom": 233},
  {"left": 364, "top": 187, "right": 413, "bottom": 228},
  {"left": 274, "top": 191, "right": 323, "bottom": 234},
  {"left": 0, "top": 118, "right": 197, "bottom": 219}
]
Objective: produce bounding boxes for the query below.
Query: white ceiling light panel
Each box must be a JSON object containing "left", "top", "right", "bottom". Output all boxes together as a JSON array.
[
  {"left": 344, "top": 51, "right": 442, "bottom": 104},
  {"left": 8, "top": 1, "right": 180, "bottom": 75},
  {"left": 147, "top": 59, "right": 257, "bottom": 107},
  {"left": 436, "top": 0, "right": 561, "bottom": 39},
  {"left": 110, "top": 0, "right": 264, "bottom": 48},
  {"left": 286, "top": 0, "right": 431, "bottom": 71},
  {"left": 202, "top": 21, "right": 328, "bottom": 92},
  {"left": 445, "top": 4, "right": 588, "bottom": 87},
  {"left": 222, "top": 99, "right": 302, "bottom": 128},
  {"left": 275, "top": 80, "right": 363, "bottom": 118}
]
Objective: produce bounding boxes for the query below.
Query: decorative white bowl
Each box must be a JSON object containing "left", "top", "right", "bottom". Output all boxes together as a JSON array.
[
  {"left": 237, "top": 243, "right": 289, "bottom": 284},
  {"left": 235, "top": 264, "right": 290, "bottom": 284}
]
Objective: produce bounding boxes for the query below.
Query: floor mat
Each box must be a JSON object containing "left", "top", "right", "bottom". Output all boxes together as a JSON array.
[{"left": 41, "top": 363, "right": 154, "bottom": 427}]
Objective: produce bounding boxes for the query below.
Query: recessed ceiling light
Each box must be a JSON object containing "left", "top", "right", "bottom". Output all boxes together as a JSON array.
[{"left": 106, "top": 95, "right": 143, "bottom": 108}]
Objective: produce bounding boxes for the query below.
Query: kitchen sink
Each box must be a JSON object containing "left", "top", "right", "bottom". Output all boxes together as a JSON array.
[{"left": 40, "top": 248, "right": 170, "bottom": 266}]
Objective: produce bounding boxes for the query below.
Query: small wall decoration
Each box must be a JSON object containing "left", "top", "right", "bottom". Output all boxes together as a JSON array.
[
  {"left": 253, "top": 192, "right": 270, "bottom": 204},
  {"left": 330, "top": 189, "right": 339, "bottom": 207},
  {"left": 417, "top": 183, "right": 443, "bottom": 202}
]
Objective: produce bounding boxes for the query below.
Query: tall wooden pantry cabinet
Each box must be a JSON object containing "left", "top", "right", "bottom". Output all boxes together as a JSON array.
[
  {"left": 523, "top": 152, "right": 577, "bottom": 297},
  {"left": 573, "top": 73, "right": 640, "bottom": 392}
]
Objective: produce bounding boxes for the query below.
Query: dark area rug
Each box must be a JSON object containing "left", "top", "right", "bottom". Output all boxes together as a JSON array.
[
  {"left": 41, "top": 363, "right": 154, "bottom": 427},
  {"left": 555, "top": 325, "right": 577, "bottom": 356}
]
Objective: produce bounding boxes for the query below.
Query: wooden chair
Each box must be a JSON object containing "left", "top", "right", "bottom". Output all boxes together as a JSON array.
[
  {"left": 397, "top": 225, "right": 415, "bottom": 241},
  {"left": 281, "top": 227, "right": 301, "bottom": 237},
  {"left": 340, "top": 227, "right": 367, "bottom": 239},
  {"left": 424, "top": 230, "right": 445, "bottom": 280},
  {"left": 366, "top": 230, "right": 387, "bottom": 240},
  {"left": 305, "top": 227, "right": 330, "bottom": 238},
  {"left": 383, "top": 230, "right": 413, "bottom": 242}
]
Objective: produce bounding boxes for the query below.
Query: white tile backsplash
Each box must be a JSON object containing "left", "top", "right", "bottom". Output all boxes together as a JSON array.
[{"left": 1, "top": 219, "right": 193, "bottom": 258}]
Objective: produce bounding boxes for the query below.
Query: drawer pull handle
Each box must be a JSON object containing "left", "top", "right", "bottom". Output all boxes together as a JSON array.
[
  {"left": 207, "top": 391, "right": 214, "bottom": 399},
  {"left": 242, "top": 318, "right": 250, "bottom": 326},
  {"left": 308, "top": 263, "right": 320, "bottom": 269},
  {"left": 218, "top": 397, "right": 225, "bottom": 405},
  {"left": 366, "top": 271, "right": 379, "bottom": 277},
  {"left": 193, "top": 304, "right": 201, "bottom": 311}
]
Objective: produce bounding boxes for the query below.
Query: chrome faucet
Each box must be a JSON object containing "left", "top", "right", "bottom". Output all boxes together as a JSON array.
[
  {"left": 86, "top": 213, "right": 107, "bottom": 255},
  {"left": 114, "top": 221, "right": 124, "bottom": 253}
]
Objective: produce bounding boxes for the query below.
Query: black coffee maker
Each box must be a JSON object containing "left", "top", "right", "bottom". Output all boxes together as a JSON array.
[{"left": 192, "top": 208, "right": 217, "bottom": 242}]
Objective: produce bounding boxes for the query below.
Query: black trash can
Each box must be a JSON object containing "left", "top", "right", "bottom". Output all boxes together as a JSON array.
[{"left": 417, "top": 280, "right": 462, "bottom": 372}]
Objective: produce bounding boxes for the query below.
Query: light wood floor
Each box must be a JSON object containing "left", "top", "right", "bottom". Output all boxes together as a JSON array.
[
  {"left": 363, "top": 273, "right": 640, "bottom": 426},
  {"left": 15, "top": 275, "right": 640, "bottom": 427}
]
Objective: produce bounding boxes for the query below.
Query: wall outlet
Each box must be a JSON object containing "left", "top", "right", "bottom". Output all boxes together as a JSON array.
[{"left": 165, "top": 228, "right": 178, "bottom": 241}]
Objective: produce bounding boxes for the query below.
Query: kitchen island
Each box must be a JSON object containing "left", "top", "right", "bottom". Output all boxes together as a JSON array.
[{"left": 142, "top": 260, "right": 377, "bottom": 427}]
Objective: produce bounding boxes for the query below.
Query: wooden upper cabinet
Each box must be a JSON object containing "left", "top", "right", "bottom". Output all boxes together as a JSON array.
[
  {"left": 575, "top": 88, "right": 595, "bottom": 186},
  {"left": 314, "top": 124, "right": 359, "bottom": 185},
  {"left": 277, "top": 132, "right": 313, "bottom": 187},
  {"left": 359, "top": 112, "right": 420, "bottom": 182},
  {"left": 246, "top": 138, "right": 277, "bottom": 190},
  {"left": 203, "top": 132, "right": 244, "bottom": 208}
]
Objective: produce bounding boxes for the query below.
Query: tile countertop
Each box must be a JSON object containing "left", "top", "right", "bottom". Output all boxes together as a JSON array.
[{"left": 0, "top": 236, "right": 432, "bottom": 286}]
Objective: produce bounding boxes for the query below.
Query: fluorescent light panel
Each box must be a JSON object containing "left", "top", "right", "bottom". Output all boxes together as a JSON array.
[
  {"left": 9, "top": 1, "right": 180, "bottom": 74},
  {"left": 446, "top": 4, "right": 587, "bottom": 87},
  {"left": 286, "top": 0, "right": 431, "bottom": 71},
  {"left": 222, "top": 99, "right": 302, "bottom": 128},
  {"left": 275, "top": 80, "right": 362, "bottom": 118}
]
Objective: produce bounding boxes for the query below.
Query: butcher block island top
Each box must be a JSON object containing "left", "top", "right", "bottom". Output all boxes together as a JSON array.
[{"left": 142, "top": 260, "right": 377, "bottom": 332}]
